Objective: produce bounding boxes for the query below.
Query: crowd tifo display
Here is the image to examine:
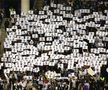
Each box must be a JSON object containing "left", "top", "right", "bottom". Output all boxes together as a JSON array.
[{"left": 1, "top": 3, "right": 108, "bottom": 79}]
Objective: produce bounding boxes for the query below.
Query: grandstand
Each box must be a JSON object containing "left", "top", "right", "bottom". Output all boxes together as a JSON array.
[{"left": 0, "top": 0, "right": 108, "bottom": 90}]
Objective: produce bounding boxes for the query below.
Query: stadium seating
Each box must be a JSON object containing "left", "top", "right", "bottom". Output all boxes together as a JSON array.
[{"left": 1, "top": 3, "right": 108, "bottom": 78}]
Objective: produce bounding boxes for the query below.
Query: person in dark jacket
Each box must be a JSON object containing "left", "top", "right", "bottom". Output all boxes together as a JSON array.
[
  {"left": 0, "top": 78, "right": 3, "bottom": 90},
  {"left": 4, "top": 19, "right": 10, "bottom": 30}
]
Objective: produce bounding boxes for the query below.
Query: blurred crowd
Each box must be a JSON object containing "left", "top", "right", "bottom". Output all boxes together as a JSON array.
[
  {"left": 0, "top": 0, "right": 108, "bottom": 90},
  {"left": 0, "top": 68, "right": 108, "bottom": 90}
]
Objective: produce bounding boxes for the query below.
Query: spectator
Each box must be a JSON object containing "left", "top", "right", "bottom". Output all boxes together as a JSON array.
[
  {"left": 9, "top": 71, "right": 17, "bottom": 90},
  {"left": 0, "top": 78, "right": 3, "bottom": 90},
  {"left": 83, "top": 80, "right": 90, "bottom": 90},
  {"left": 78, "top": 82, "right": 83, "bottom": 90},
  {"left": 25, "top": 80, "right": 31, "bottom": 90},
  {"left": 4, "top": 19, "right": 10, "bottom": 30},
  {"left": 32, "top": 77, "right": 38, "bottom": 90}
]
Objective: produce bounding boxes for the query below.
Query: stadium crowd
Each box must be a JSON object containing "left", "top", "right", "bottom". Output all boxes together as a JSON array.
[
  {"left": 0, "top": 69, "right": 108, "bottom": 90},
  {"left": 0, "top": 0, "right": 108, "bottom": 90}
]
